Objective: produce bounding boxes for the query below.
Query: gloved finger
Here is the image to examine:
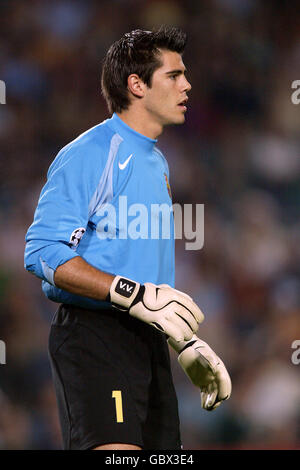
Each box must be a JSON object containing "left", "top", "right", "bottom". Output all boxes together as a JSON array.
[
  {"left": 174, "top": 294, "right": 204, "bottom": 324},
  {"left": 200, "top": 390, "right": 208, "bottom": 409},
  {"left": 150, "top": 285, "right": 204, "bottom": 324},
  {"left": 195, "top": 345, "right": 219, "bottom": 372},
  {"left": 150, "top": 318, "right": 185, "bottom": 342},
  {"left": 204, "top": 387, "right": 218, "bottom": 410},
  {"left": 206, "top": 381, "right": 231, "bottom": 411},
  {"left": 168, "top": 312, "right": 194, "bottom": 341},
  {"left": 173, "top": 304, "right": 199, "bottom": 333},
  {"left": 158, "top": 285, "right": 196, "bottom": 305},
  {"left": 194, "top": 351, "right": 215, "bottom": 376},
  {"left": 215, "top": 364, "right": 232, "bottom": 400},
  {"left": 200, "top": 381, "right": 218, "bottom": 410},
  {"left": 207, "top": 400, "right": 222, "bottom": 411},
  {"left": 202, "top": 382, "right": 212, "bottom": 408},
  {"left": 201, "top": 382, "right": 212, "bottom": 405},
  {"left": 170, "top": 287, "right": 194, "bottom": 302}
]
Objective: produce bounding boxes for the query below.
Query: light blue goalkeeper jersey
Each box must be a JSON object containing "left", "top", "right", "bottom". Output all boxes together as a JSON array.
[{"left": 24, "top": 113, "right": 175, "bottom": 309}]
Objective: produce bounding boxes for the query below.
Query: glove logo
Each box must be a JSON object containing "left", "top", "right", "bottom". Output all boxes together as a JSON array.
[{"left": 116, "top": 278, "right": 136, "bottom": 298}]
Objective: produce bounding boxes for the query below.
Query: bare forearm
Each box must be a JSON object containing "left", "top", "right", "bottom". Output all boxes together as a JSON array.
[{"left": 54, "top": 256, "right": 114, "bottom": 301}]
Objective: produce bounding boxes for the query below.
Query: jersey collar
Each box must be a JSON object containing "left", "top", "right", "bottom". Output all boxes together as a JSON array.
[{"left": 108, "top": 113, "right": 157, "bottom": 152}]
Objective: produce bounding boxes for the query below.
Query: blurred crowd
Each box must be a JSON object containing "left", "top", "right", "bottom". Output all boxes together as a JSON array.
[{"left": 0, "top": 0, "right": 299, "bottom": 449}]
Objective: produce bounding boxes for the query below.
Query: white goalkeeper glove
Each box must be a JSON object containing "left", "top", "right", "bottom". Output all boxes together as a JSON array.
[
  {"left": 109, "top": 276, "right": 204, "bottom": 342},
  {"left": 168, "top": 335, "right": 232, "bottom": 411}
]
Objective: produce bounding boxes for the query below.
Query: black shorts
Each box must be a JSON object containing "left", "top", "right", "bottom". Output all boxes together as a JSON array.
[{"left": 48, "top": 304, "right": 181, "bottom": 450}]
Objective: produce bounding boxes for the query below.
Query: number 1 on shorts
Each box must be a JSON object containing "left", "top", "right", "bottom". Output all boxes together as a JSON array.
[{"left": 112, "top": 390, "right": 124, "bottom": 423}]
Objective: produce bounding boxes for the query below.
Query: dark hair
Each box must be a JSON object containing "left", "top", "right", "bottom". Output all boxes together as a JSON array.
[{"left": 101, "top": 25, "right": 187, "bottom": 114}]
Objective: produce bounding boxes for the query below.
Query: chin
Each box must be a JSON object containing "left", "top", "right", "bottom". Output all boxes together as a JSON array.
[
  {"left": 165, "top": 114, "right": 186, "bottom": 126},
  {"left": 174, "top": 115, "right": 186, "bottom": 125}
]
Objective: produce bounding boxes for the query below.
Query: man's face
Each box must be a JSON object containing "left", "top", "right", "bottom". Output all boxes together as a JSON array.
[{"left": 143, "top": 49, "right": 191, "bottom": 127}]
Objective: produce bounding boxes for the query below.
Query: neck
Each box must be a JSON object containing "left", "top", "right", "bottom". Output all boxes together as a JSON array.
[{"left": 117, "top": 106, "right": 163, "bottom": 140}]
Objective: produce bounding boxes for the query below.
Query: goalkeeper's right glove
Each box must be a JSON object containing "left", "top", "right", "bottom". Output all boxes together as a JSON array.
[{"left": 109, "top": 276, "right": 204, "bottom": 342}]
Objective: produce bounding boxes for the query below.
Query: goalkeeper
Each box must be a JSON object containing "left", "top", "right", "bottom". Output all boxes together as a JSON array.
[{"left": 24, "top": 26, "right": 231, "bottom": 451}]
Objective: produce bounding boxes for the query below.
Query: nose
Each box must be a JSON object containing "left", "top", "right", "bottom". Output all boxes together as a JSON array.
[{"left": 183, "top": 76, "right": 192, "bottom": 93}]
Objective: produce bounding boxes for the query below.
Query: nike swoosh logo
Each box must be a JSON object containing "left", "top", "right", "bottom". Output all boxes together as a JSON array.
[{"left": 119, "top": 154, "right": 133, "bottom": 170}]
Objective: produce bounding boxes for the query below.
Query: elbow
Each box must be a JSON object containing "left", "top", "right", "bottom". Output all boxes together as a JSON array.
[
  {"left": 24, "top": 241, "right": 57, "bottom": 286},
  {"left": 24, "top": 240, "right": 42, "bottom": 279},
  {"left": 24, "top": 249, "right": 37, "bottom": 276}
]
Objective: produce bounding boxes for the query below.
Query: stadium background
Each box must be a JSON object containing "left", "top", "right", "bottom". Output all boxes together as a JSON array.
[{"left": 0, "top": 0, "right": 299, "bottom": 449}]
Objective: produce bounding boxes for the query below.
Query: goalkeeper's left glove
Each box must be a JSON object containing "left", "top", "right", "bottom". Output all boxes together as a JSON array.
[{"left": 168, "top": 335, "right": 232, "bottom": 411}]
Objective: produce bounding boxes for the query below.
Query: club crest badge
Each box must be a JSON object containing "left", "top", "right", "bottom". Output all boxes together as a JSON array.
[{"left": 164, "top": 173, "right": 172, "bottom": 199}]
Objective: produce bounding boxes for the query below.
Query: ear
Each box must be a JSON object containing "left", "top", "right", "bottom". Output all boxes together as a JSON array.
[{"left": 127, "top": 74, "right": 146, "bottom": 99}]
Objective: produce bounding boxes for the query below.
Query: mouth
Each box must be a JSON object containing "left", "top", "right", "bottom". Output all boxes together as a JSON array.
[{"left": 178, "top": 98, "right": 188, "bottom": 111}]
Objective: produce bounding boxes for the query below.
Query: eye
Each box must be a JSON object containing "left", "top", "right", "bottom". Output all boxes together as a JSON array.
[{"left": 170, "top": 75, "right": 177, "bottom": 80}]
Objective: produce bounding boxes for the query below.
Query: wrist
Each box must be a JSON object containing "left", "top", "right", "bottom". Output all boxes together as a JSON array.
[
  {"left": 168, "top": 334, "right": 198, "bottom": 354},
  {"left": 109, "top": 275, "right": 142, "bottom": 309}
]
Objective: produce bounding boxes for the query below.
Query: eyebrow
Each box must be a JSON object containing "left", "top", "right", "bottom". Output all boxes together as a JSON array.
[{"left": 165, "top": 69, "right": 187, "bottom": 75}]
